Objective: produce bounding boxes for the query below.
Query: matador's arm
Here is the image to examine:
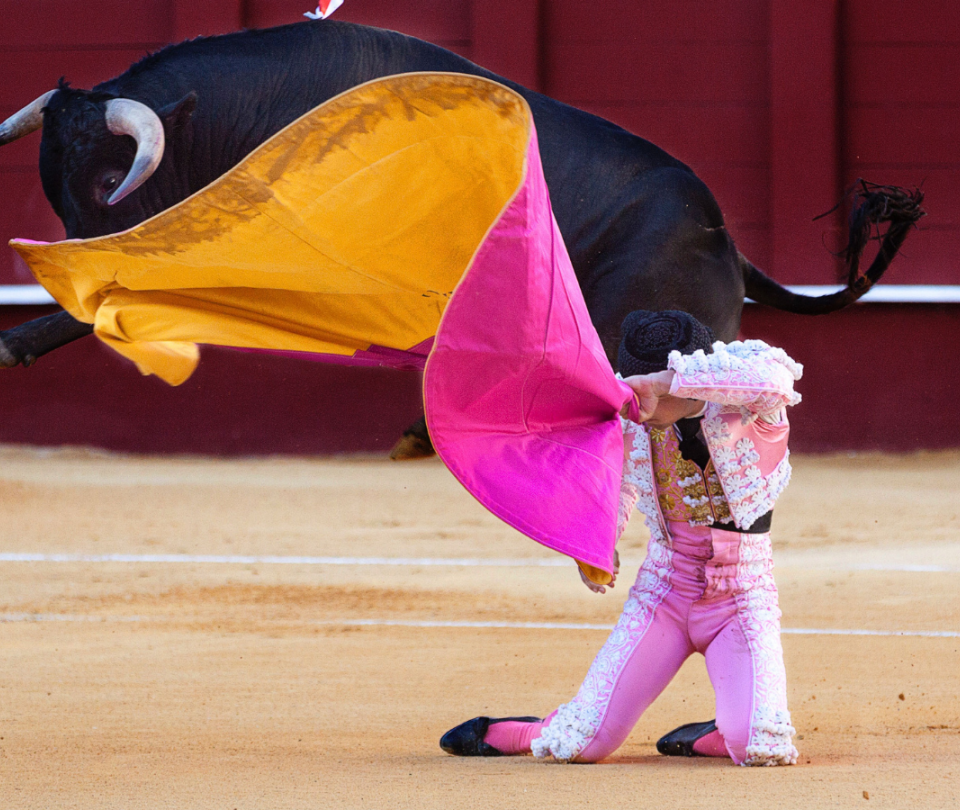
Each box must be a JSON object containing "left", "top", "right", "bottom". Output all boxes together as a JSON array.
[{"left": 667, "top": 340, "right": 803, "bottom": 420}]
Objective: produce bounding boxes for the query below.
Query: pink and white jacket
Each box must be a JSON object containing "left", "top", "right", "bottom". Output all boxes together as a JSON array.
[{"left": 618, "top": 340, "right": 803, "bottom": 543}]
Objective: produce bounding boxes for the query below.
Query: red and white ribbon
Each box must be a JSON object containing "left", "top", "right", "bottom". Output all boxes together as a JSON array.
[{"left": 305, "top": 0, "right": 344, "bottom": 20}]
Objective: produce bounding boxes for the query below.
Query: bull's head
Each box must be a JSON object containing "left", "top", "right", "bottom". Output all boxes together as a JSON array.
[{"left": 0, "top": 83, "right": 196, "bottom": 238}]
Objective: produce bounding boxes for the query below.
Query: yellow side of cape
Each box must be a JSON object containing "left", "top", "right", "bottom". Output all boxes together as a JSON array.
[{"left": 12, "top": 74, "right": 531, "bottom": 384}]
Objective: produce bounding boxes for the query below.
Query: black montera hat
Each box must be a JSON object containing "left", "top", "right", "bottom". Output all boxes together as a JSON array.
[{"left": 617, "top": 310, "right": 715, "bottom": 376}]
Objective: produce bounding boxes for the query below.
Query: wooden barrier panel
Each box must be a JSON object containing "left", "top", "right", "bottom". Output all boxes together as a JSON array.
[
  {"left": 541, "top": 0, "right": 773, "bottom": 271},
  {"left": 769, "top": 0, "right": 843, "bottom": 284},
  {"left": 0, "top": 0, "right": 171, "bottom": 46},
  {"left": 741, "top": 303, "right": 960, "bottom": 452},
  {"left": 472, "top": 0, "right": 540, "bottom": 90},
  {"left": 842, "top": 0, "right": 960, "bottom": 285},
  {"left": 172, "top": 0, "right": 243, "bottom": 40},
  {"left": 0, "top": 306, "right": 425, "bottom": 455}
]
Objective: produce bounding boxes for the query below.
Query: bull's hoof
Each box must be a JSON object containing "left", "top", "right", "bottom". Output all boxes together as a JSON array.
[
  {"left": 389, "top": 431, "right": 436, "bottom": 461},
  {"left": 0, "top": 336, "right": 20, "bottom": 368}
]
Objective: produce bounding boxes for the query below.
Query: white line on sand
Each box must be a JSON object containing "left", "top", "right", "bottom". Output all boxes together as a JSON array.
[
  {"left": 1, "top": 553, "right": 958, "bottom": 573},
  {"left": 0, "top": 613, "right": 956, "bottom": 637},
  {"left": 0, "top": 552, "right": 570, "bottom": 567}
]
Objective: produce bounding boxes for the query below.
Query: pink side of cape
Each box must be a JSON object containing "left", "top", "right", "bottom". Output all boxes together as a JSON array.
[{"left": 424, "top": 129, "right": 633, "bottom": 574}]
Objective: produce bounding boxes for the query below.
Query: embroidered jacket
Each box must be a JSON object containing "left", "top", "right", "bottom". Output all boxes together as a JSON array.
[{"left": 618, "top": 340, "right": 802, "bottom": 542}]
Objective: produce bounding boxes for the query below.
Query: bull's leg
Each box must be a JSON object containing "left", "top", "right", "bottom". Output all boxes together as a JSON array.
[
  {"left": 0, "top": 310, "right": 94, "bottom": 368},
  {"left": 390, "top": 414, "right": 436, "bottom": 460}
]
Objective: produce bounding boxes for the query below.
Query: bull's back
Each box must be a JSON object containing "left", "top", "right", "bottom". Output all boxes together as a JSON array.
[{"left": 101, "top": 21, "right": 693, "bottom": 260}]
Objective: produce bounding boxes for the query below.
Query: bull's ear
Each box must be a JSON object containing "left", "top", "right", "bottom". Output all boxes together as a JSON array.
[{"left": 158, "top": 92, "right": 197, "bottom": 133}]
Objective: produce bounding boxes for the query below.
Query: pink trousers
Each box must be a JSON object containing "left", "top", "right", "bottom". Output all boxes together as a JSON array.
[{"left": 532, "top": 522, "right": 797, "bottom": 765}]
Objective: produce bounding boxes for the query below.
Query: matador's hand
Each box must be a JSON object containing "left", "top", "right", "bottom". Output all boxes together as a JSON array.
[
  {"left": 578, "top": 549, "right": 620, "bottom": 594},
  {"left": 620, "top": 370, "right": 675, "bottom": 422}
]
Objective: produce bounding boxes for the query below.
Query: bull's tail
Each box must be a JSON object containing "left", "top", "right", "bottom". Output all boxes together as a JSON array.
[{"left": 742, "top": 180, "right": 925, "bottom": 315}]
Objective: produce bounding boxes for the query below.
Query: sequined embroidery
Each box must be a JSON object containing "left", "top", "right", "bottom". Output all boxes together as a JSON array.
[{"left": 649, "top": 426, "right": 732, "bottom": 527}]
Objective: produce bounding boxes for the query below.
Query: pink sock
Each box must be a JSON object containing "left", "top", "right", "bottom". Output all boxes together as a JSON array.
[
  {"left": 483, "top": 720, "right": 544, "bottom": 755},
  {"left": 692, "top": 728, "right": 731, "bottom": 758}
]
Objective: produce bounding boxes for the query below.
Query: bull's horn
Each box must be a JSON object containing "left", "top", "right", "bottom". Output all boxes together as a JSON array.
[
  {"left": 0, "top": 90, "right": 57, "bottom": 146},
  {"left": 104, "top": 98, "right": 165, "bottom": 205}
]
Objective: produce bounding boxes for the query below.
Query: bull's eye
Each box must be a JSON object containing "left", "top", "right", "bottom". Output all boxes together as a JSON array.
[{"left": 96, "top": 173, "right": 123, "bottom": 205}]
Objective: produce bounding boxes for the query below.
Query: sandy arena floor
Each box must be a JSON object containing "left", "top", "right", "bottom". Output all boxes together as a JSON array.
[{"left": 0, "top": 446, "right": 958, "bottom": 809}]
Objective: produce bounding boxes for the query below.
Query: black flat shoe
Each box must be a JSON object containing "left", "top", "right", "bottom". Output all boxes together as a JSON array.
[
  {"left": 439, "top": 716, "right": 542, "bottom": 756},
  {"left": 656, "top": 720, "right": 718, "bottom": 757}
]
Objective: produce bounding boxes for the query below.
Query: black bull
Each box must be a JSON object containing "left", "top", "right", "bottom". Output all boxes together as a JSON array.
[{"left": 0, "top": 21, "right": 923, "bottom": 455}]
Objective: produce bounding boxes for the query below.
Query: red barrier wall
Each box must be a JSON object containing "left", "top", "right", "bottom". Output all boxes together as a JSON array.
[
  {"left": 1, "top": 2, "right": 957, "bottom": 453},
  {"left": 0, "top": 306, "right": 425, "bottom": 455},
  {"left": 2, "top": 303, "right": 956, "bottom": 454},
  {"left": 741, "top": 305, "right": 960, "bottom": 452}
]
